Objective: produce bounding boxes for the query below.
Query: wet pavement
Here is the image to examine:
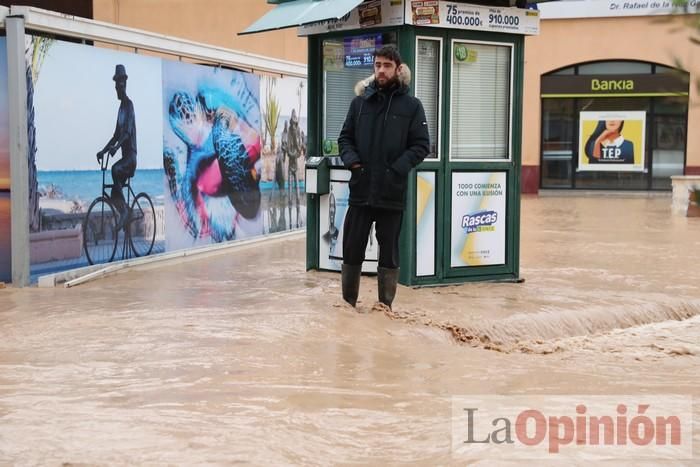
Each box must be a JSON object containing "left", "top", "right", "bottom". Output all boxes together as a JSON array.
[{"left": 0, "top": 196, "right": 699, "bottom": 465}]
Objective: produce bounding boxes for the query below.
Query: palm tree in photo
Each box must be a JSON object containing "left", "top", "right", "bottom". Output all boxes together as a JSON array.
[
  {"left": 25, "top": 36, "right": 54, "bottom": 232},
  {"left": 262, "top": 77, "right": 280, "bottom": 154}
]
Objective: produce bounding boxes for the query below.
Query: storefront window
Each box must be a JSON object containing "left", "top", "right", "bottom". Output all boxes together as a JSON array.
[
  {"left": 450, "top": 41, "right": 511, "bottom": 160},
  {"left": 654, "top": 96, "right": 687, "bottom": 114},
  {"left": 321, "top": 32, "right": 397, "bottom": 155},
  {"left": 574, "top": 169, "right": 649, "bottom": 190},
  {"left": 655, "top": 65, "right": 677, "bottom": 74},
  {"left": 542, "top": 94, "right": 688, "bottom": 191},
  {"left": 577, "top": 61, "right": 652, "bottom": 75},
  {"left": 576, "top": 97, "right": 650, "bottom": 113},
  {"left": 551, "top": 66, "right": 575, "bottom": 75},
  {"left": 652, "top": 115, "right": 686, "bottom": 189},
  {"left": 416, "top": 38, "right": 441, "bottom": 158},
  {"left": 540, "top": 60, "right": 689, "bottom": 191},
  {"left": 541, "top": 99, "right": 574, "bottom": 187}
]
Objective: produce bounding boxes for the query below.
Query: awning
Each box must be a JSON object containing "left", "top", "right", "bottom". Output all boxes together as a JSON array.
[{"left": 240, "top": 0, "right": 365, "bottom": 35}]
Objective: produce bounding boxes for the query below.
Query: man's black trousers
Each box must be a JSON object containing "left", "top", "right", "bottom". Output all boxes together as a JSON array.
[{"left": 342, "top": 205, "right": 403, "bottom": 269}]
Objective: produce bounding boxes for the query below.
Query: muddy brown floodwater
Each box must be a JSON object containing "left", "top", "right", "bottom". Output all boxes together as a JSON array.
[{"left": 0, "top": 196, "right": 698, "bottom": 465}]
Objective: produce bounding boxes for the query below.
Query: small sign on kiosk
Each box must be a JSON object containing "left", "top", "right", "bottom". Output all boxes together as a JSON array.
[
  {"left": 302, "top": 1, "right": 535, "bottom": 285},
  {"left": 305, "top": 156, "right": 330, "bottom": 195}
]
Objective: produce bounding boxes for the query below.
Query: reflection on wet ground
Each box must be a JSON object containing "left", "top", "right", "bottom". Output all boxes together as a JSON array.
[{"left": 0, "top": 196, "right": 698, "bottom": 464}]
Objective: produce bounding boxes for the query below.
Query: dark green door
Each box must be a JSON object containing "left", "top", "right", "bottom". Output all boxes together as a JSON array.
[{"left": 409, "top": 28, "right": 523, "bottom": 285}]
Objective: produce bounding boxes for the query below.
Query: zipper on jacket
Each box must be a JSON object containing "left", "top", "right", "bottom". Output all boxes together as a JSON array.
[
  {"left": 384, "top": 89, "right": 398, "bottom": 123},
  {"left": 356, "top": 100, "right": 364, "bottom": 127}
]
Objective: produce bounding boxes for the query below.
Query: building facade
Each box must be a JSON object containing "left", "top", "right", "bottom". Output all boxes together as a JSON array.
[
  {"left": 522, "top": 4, "right": 699, "bottom": 193},
  {"left": 1, "top": 0, "right": 308, "bottom": 63},
  {"left": 92, "top": 0, "right": 308, "bottom": 64},
  {"left": 6, "top": 0, "right": 698, "bottom": 194}
]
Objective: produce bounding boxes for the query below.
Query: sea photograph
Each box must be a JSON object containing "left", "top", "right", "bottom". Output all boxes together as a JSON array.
[{"left": 28, "top": 37, "right": 164, "bottom": 274}]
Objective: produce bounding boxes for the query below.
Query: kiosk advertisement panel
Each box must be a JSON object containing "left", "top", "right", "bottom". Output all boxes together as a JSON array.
[
  {"left": 416, "top": 171, "right": 436, "bottom": 277},
  {"left": 451, "top": 172, "right": 506, "bottom": 267},
  {"left": 407, "top": 1, "right": 540, "bottom": 35},
  {"left": 319, "top": 169, "right": 378, "bottom": 273}
]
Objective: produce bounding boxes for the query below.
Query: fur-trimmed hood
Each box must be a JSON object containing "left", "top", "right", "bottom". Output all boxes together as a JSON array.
[{"left": 354, "top": 64, "right": 412, "bottom": 97}]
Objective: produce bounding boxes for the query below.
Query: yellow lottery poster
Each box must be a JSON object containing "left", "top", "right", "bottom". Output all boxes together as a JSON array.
[
  {"left": 416, "top": 172, "right": 436, "bottom": 276},
  {"left": 578, "top": 111, "right": 646, "bottom": 172}
]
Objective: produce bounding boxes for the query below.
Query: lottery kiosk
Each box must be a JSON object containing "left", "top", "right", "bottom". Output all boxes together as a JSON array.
[{"left": 244, "top": 0, "right": 540, "bottom": 285}]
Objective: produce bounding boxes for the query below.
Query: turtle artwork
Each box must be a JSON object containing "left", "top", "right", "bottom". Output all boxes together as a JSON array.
[{"left": 163, "top": 70, "right": 262, "bottom": 242}]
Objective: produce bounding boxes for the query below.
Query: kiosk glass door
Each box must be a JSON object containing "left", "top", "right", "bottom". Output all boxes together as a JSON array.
[{"left": 412, "top": 29, "right": 522, "bottom": 284}]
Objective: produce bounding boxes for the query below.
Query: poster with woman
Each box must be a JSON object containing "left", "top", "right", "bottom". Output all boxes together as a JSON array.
[{"left": 578, "top": 111, "right": 646, "bottom": 172}]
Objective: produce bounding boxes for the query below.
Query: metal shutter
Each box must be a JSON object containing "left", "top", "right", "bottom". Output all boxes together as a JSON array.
[
  {"left": 324, "top": 67, "right": 373, "bottom": 142},
  {"left": 416, "top": 39, "right": 441, "bottom": 158},
  {"left": 450, "top": 42, "right": 512, "bottom": 159}
]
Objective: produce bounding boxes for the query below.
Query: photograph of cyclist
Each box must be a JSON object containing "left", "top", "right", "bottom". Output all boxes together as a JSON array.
[
  {"left": 26, "top": 37, "right": 162, "bottom": 274},
  {"left": 97, "top": 64, "right": 137, "bottom": 230}
]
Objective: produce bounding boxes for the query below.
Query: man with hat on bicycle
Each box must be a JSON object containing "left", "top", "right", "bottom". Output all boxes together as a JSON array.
[{"left": 97, "top": 64, "right": 137, "bottom": 230}]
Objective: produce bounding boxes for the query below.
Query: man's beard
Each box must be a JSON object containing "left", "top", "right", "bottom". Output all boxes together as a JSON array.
[{"left": 377, "top": 75, "right": 400, "bottom": 90}]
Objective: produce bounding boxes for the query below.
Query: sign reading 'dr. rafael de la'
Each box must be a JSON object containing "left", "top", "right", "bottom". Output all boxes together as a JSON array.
[{"left": 541, "top": 73, "right": 689, "bottom": 97}]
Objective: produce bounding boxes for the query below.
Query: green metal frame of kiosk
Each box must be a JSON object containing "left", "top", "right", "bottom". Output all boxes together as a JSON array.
[
  {"left": 305, "top": 22, "right": 526, "bottom": 287},
  {"left": 235, "top": 1, "right": 538, "bottom": 287}
]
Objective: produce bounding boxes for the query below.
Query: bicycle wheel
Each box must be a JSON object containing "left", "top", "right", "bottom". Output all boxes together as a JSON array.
[
  {"left": 128, "top": 192, "right": 156, "bottom": 257},
  {"left": 83, "top": 196, "right": 118, "bottom": 265}
]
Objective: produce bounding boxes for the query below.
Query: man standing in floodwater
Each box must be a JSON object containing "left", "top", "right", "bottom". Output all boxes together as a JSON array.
[{"left": 338, "top": 45, "right": 430, "bottom": 309}]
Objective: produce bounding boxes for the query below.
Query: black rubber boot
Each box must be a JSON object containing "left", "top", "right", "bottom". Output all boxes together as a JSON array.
[
  {"left": 341, "top": 264, "right": 362, "bottom": 307},
  {"left": 377, "top": 267, "right": 399, "bottom": 309}
]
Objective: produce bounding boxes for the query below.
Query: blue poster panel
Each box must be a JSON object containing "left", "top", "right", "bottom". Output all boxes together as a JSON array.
[
  {"left": 259, "top": 75, "right": 307, "bottom": 234},
  {"left": 21, "top": 36, "right": 308, "bottom": 281},
  {"left": 0, "top": 37, "right": 10, "bottom": 282}
]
